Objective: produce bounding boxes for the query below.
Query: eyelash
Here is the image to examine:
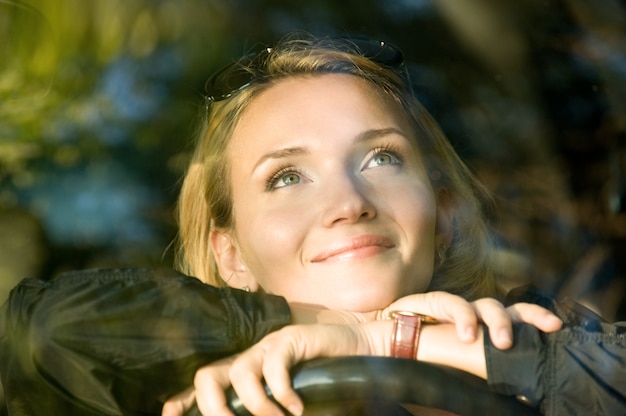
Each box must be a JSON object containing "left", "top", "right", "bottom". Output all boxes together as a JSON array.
[
  {"left": 367, "top": 143, "right": 405, "bottom": 167},
  {"left": 265, "top": 164, "right": 304, "bottom": 191}
]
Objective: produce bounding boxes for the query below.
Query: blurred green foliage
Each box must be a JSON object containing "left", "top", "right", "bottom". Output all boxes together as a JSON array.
[{"left": 1, "top": 0, "right": 625, "bottom": 314}]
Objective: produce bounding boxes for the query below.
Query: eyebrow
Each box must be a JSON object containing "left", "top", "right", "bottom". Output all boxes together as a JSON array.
[
  {"left": 252, "top": 127, "right": 408, "bottom": 171},
  {"left": 355, "top": 127, "right": 408, "bottom": 143},
  {"left": 253, "top": 147, "right": 311, "bottom": 171}
]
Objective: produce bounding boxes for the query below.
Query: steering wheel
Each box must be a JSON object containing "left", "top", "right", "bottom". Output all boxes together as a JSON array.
[{"left": 185, "top": 356, "right": 538, "bottom": 415}]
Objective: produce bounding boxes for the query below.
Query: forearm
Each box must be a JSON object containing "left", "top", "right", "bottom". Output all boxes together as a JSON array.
[
  {"left": 486, "top": 320, "right": 626, "bottom": 415},
  {"left": 0, "top": 268, "right": 292, "bottom": 415},
  {"left": 289, "top": 302, "right": 378, "bottom": 325},
  {"left": 418, "top": 323, "right": 487, "bottom": 379},
  {"left": 350, "top": 320, "right": 488, "bottom": 378},
  {"left": 419, "top": 307, "right": 626, "bottom": 415}
]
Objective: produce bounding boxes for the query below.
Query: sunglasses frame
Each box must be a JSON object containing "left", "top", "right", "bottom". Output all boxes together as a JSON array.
[{"left": 203, "top": 37, "right": 406, "bottom": 103}]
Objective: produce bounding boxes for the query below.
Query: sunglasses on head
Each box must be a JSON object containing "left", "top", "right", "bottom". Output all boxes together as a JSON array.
[{"left": 203, "top": 37, "right": 406, "bottom": 103}]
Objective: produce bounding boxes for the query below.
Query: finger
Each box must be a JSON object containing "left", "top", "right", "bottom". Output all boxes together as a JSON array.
[
  {"left": 436, "top": 294, "right": 480, "bottom": 343},
  {"left": 194, "top": 360, "right": 237, "bottom": 416},
  {"left": 471, "top": 298, "right": 514, "bottom": 349},
  {"left": 229, "top": 347, "right": 287, "bottom": 416},
  {"left": 261, "top": 344, "right": 304, "bottom": 416},
  {"left": 162, "top": 387, "right": 195, "bottom": 416},
  {"left": 386, "top": 292, "right": 479, "bottom": 342},
  {"left": 506, "top": 302, "right": 563, "bottom": 332}
]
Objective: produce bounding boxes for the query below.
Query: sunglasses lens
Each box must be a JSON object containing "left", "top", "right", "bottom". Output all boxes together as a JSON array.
[
  {"left": 205, "top": 65, "right": 252, "bottom": 101},
  {"left": 369, "top": 41, "right": 404, "bottom": 67},
  {"left": 205, "top": 48, "right": 274, "bottom": 101}
]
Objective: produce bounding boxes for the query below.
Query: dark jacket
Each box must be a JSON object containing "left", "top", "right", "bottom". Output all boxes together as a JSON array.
[
  {"left": 1, "top": 269, "right": 625, "bottom": 415},
  {"left": 486, "top": 285, "right": 626, "bottom": 415},
  {"left": 0, "top": 269, "right": 290, "bottom": 415}
]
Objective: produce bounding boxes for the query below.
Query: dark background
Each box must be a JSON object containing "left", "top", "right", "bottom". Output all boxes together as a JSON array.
[{"left": 1, "top": 0, "right": 626, "bottom": 320}]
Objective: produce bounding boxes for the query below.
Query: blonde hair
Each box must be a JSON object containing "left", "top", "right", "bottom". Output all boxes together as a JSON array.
[{"left": 176, "top": 35, "right": 501, "bottom": 300}]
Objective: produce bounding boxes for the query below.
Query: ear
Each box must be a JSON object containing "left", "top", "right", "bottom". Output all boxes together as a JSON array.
[
  {"left": 209, "top": 230, "right": 259, "bottom": 291},
  {"left": 434, "top": 187, "right": 453, "bottom": 249}
]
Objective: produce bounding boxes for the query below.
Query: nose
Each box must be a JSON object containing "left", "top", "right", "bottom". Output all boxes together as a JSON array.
[{"left": 321, "top": 172, "right": 377, "bottom": 227}]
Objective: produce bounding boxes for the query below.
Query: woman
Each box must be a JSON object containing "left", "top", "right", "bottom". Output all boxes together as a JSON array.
[
  {"left": 0, "top": 35, "right": 616, "bottom": 416},
  {"left": 164, "top": 34, "right": 626, "bottom": 415}
]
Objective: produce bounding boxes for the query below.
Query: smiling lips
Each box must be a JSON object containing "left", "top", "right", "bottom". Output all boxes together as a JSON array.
[{"left": 311, "top": 234, "right": 395, "bottom": 262}]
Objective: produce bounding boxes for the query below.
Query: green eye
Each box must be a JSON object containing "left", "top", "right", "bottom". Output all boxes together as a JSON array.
[
  {"left": 372, "top": 153, "right": 395, "bottom": 166},
  {"left": 266, "top": 167, "right": 303, "bottom": 191},
  {"left": 364, "top": 147, "right": 402, "bottom": 170},
  {"left": 278, "top": 173, "right": 301, "bottom": 187}
]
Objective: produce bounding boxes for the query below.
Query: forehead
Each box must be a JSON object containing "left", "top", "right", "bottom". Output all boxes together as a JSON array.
[{"left": 231, "top": 73, "right": 408, "bottom": 143}]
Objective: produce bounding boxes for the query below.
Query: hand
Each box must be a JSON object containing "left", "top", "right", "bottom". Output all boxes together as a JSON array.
[
  {"left": 161, "top": 306, "right": 379, "bottom": 416},
  {"left": 382, "top": 291, "right": 563, "bottom": 349},
  {"left": 164, "top": 322, "right": 385, "bottom": 416},
  {"left": 162, "top": 356, "right": 236, "bottom": 416}
]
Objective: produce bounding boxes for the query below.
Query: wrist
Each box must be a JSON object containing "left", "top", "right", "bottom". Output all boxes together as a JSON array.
[
  {"left": 388, "top": 311, "right": 438, "bottom": 359},
  {"left": 418, "top": 323, "right": 487, "bottom": 379}
]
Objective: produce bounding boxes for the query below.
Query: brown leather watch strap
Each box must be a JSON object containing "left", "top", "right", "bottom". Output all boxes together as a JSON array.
[{"left": 389, "top": 311, "right": 437, "bottom": 359}]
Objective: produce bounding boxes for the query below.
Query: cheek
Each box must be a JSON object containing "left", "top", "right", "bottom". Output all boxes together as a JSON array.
[
  {"left": 250, "top": 216, "right": 298, "bottom": 256},
  {"left": 394, "top": 191, "right": 438, "bottom": 293},
  {"left": 392, "top": 184, "right": 439, "bottom": 278},
  {"left": 234, "top": 205, "right": 306, "bottom": 278},
  {"left": 410, "top": 194, "right": 437, "bottom": 235},
  {"left": 385, "top": 179, "right": 437, "bottom": 232}
]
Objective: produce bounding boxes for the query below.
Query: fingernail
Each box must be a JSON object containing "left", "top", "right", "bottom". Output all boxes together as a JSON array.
[
  {"left": 547, "top": 314, "right": 563, "bottom": 325},
  {"left": 464, "top": 326, "right": 476, "bottom": 341},
  {"left": 288, "top": 403, "right": 303, "bottom": 416},
  {"left": 499, "top": 328, "right": 512, "bottom": 344}
]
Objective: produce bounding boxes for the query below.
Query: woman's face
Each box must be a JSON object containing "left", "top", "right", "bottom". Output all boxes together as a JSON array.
[{"left": 214, "top": 73, "right": 448, "bottom": 311}]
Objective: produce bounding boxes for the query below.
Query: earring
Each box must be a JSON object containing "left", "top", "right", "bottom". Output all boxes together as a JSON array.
[
  {"left": 435, "top": 244, "right": 448, "bottom": 266},
  {"left": 242, "top": 286, "right": 250, "bottom": 292}
]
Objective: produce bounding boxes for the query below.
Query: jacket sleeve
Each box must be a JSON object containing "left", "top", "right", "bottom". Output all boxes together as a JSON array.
[
  {"left": 484, "top": 286, "right": 626, "bottom": 415},
  {"left": 0, "top": 268, "right": 291, "bottom": 416}
]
